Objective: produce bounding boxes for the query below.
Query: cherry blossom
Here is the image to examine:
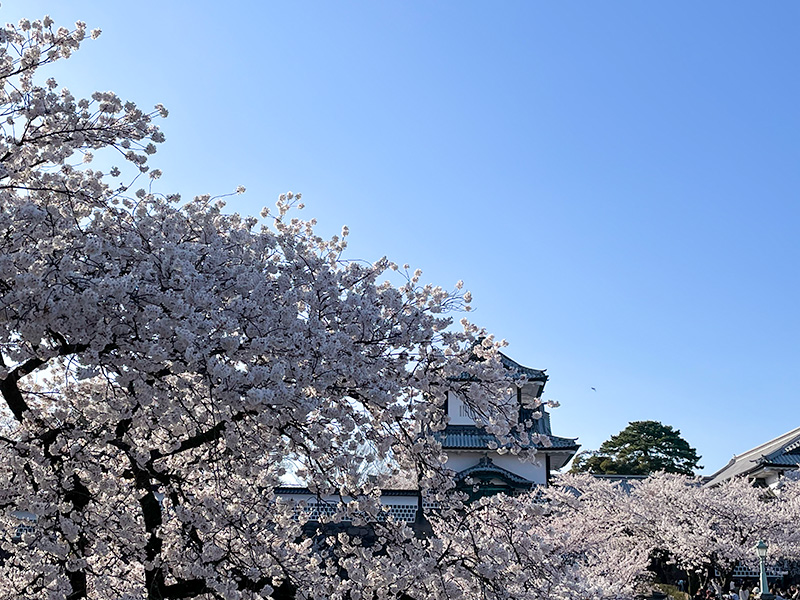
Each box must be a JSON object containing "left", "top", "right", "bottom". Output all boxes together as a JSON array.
[
  {"left": 5, "top": 13, "right": 799, "bottom": 600},
  {"left": 0, "top": 15, "right": 521, "bottom": 600}
]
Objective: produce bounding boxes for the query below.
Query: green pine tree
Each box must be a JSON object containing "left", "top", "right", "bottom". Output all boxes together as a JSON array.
[{"left": 570, "top": 420, "right": 702, "bottom": 476}]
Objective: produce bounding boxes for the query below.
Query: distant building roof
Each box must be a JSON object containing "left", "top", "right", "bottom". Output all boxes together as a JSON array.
[
  {"left": 551, "top": 473, "right": 650, "bottom": 496},
  {"left": 704, "top": 427, "right": 800, "bottom": 487},
  {"left": 588, "top": 474, "right": 649, "bottom": 494}
]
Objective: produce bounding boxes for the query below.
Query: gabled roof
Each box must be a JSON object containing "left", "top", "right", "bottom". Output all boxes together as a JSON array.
[
  {"left": 456, "top": 455, "right": 533, "bottom": 486},
  {"left": 436, "top": 424, "right": 580, "bottom": 452},
  {"left": 704, "top": 427, "right": 800, "bottom": 487}
]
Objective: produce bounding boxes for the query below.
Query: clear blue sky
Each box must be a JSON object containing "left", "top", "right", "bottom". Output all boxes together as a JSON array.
[{"left": 6, "top": 1, "right": 800, "bottom": 475}]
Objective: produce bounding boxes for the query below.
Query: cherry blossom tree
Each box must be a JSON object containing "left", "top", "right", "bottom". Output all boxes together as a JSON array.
[
  {"left": 334, "top": 480, "right": 654, "bottom": 600},
  {"left": 630, "top": 473, "right": 800, "bottom": 594},
  {"left": 8, "top": 14, "right": 798, "bottom": 600},
  {"left": 0, "top": 15, "right": 526, "bottom": 600},
  {"left": 402, "top": 471, "right": 800, "bottom": 600},
  {"left": 539, "top": 473, "right": 800, "bottom": 598}
]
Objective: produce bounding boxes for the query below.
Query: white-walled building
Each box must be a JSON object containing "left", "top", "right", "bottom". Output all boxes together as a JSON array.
[
  {"left": 438, "top": 353, "right": 579, "bottom": 499},
  {"left": 704, "top": 426, "right": 800, "bottom": 488},
  {"left": 277, "top": 352, "right": 579, "bottom": 520}
]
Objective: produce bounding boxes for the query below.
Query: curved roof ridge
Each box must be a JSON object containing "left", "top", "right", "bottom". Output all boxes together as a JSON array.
[{"left": 498, "top": 352, "right": 548, "bottom": 382}]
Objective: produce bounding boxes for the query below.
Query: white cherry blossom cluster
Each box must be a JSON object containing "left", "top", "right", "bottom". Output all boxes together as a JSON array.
[
  {"left": 0, "top": 14, "right": 525, "bottom": 600},
  {"left": 537, "top": 472, "right": 800, "bottom": 598},
  {"left": 628, "top": 472, "right": 800, "bottom": 587}
]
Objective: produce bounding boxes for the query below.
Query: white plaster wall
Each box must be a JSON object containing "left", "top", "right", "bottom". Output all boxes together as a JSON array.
[
  {"left": 447, "top": 391, "right": 476, "bottom": 425},
  {"left": 445, "top": 453, "right": 482, "bottom": 473},
  {"left": 447, "top": 390, "right": 520, "bottom": 425}
]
